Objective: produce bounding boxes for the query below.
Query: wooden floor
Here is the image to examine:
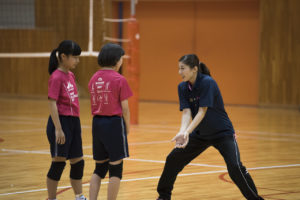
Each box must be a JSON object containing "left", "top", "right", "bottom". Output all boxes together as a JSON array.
[{"left": 0, "top": 97, "right": 300, "bottom": 200}]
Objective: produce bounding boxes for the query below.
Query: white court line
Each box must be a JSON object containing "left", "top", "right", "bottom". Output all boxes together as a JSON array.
[
  {"left": 0, "top": 149, "right": 226, "bottom": 168},
  {"left": 1, "top": 149, "right": 49, "bottom": 155},
  {"left": 1, "top": 163, "right": 300, "bottom": 196},
  {"left": 125, "top": 158, "right": 226, "bottom": 168},
  {"left": 248, "top": 164, "right": 300, "bottom": 170},
  {"left": 0, "top": 129, "right": 44, "bottom": 134},
  {"left": 3, "top": 149, "right": 300, "bottom": 169}
]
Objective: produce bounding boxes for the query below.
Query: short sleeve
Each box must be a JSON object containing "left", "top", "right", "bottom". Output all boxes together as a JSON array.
[
  {"left": 48, "top": 75, "right": 62, "bottom": 100},
  {"left": 120, "top": 78, "right": 133, "bottom": 101},
  {"left": 178, "top": 83, "right": 189, "bottom": 111},
  {"left": 198, "top": 78, "right": 216, "bottom": 107}
]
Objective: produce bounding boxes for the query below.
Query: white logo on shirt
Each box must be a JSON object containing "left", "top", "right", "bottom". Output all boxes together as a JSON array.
[
  {"left": 65, "top": 81, "right": 77, "bottom": 102},
  {"left": 91, "top": 77, "right": 112, "bottom": 110},
  {"left": 67, "top": 81, "right": 74, "bottom": 91}
]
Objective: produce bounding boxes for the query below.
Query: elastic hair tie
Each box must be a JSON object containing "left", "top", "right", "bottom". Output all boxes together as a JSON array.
[{"left": 55, "top": 49, "right": 59, "bottom": 59}]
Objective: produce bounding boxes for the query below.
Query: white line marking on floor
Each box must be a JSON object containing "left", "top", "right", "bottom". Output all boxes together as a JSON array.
[{"left": 1, "top": 163, "right": 299, "bottom": 196}]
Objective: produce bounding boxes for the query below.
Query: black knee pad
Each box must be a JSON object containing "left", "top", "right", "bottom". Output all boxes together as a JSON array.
[
  {"left": 94, "top": 161, "right": 109, "bottom": 179},
  {"left": 47, "top": 161, "right": 66, "bottom": 181},
  {"left": 109, "top": 161, "right": 123, "bottom": 179},
  {"left": 70, "top": 159, "right": 84, "bottom": 180}
]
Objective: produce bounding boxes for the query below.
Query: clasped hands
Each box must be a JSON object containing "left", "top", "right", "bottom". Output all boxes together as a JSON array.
[{"left": 171, "top": 131, "right": 189, "bottom": 148}]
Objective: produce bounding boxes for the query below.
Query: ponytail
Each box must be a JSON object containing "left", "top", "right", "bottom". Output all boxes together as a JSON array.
[
  {"left": 48, "top": 40, "right": 82, "bottom": 75},
  {"left": 48, "top": 48, "right": 58, "bottom": 75},
  {"left": 179, "top": 54, "right": 211, "bottom": 77},
  {"left": 199, "top": 62, "right": 211, "bottom": 76}
]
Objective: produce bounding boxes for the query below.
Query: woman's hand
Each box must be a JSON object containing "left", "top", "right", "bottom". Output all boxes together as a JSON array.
[
  {"left": 171, "top": 131, "right": 189, "bottom": 148},
  {"left": 55, "top": 129, "right": 65, "bottom": 144}
]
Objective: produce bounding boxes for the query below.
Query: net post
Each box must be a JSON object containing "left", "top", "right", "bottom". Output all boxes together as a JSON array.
[{"left": 127, "top": 9, "right": 140, "bottom": 124}]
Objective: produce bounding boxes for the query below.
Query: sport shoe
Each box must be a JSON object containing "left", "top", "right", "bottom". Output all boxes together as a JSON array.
[{"left": 75, "top": 195, "right": 87, "bottom": 200}]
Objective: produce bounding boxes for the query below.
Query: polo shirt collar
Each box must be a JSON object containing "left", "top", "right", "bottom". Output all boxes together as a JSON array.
[{"left": 187, "top": 73, "right": 202, "bottom": 91}]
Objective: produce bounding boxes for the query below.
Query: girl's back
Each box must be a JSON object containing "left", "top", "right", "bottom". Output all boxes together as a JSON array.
[{"left": 88, "top": 69, "right": 132, "bottom": 117}]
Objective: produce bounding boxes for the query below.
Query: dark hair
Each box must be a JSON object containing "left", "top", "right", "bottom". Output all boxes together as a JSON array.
[
  {"left": 48, "top": 40, "right": 82, "bottom": 74},
  {"left": 98, "top": 43, "right": 125, "bottom": 67},
  {"left": 179, "top": 54, "right": 211, "bottom": 76}
]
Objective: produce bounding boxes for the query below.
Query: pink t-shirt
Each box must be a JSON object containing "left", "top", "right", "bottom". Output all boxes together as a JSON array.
[
  {"left": 48, "top": 69, "right": 80, "bottom": 117},
  {"left": 88, "top": 69, "right": 133, "bottom": 116}
]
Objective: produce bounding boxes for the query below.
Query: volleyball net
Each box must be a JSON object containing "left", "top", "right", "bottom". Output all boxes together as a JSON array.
[{"left": 0, "top": 0, "right": 115, "bottom": 57}]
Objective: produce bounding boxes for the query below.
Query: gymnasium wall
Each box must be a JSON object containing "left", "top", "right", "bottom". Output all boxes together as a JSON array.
[
  {"left": 259, "top": 0, "right": 300, "bottom": 106},
  {"left": 119, "top": 0, "right": 260, "bottom": 105}
]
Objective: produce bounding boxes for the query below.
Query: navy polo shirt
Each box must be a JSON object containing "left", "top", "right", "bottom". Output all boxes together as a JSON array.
[{"left": 178, "top": 73, "right": 234, "bottom": 139}]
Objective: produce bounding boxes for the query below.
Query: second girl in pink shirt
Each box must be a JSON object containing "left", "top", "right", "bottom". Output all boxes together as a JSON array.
[{"left": 88, "top": 43, "right": 133, "bottom": 200}]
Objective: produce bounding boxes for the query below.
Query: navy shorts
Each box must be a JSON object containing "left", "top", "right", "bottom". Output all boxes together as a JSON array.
[
  {"left": 46, "top": 116, "right": 83, "bottom": 159},
  {"left": 92, "top": 115, "right": 129, "bottom": 162}
]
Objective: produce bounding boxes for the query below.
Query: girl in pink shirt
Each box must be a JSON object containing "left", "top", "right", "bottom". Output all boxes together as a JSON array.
[
  {"left": 46, "top": 40, "right": 86, "bottom": 200},
  {"left": 88, "top": 43, "right": 132, "bottom": 200}
]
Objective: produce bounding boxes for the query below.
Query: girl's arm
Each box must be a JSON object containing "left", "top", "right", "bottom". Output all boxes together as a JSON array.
[
  {"left": 185, "top": 107, "right": 207, "bottom": 134},
  {"left": 48, "top": 99, "right": 65, "bottom": 144},
  {"left": 179, "top": 108, "right": 192, "bottom": 133},
  {"left": 121, "top": 99, "right": 130, "bottom": 135},
  {"left": 173, "top": 107, "right": 207, "bottom": 148},
  {"left": 171, "top": 108, "right": 191, "bottom": 146}
]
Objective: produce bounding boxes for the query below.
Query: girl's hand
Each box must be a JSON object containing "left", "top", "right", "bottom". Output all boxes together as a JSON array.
[
  {"left": 171, "top": 131, "right": 189, "bottom": 148},
  {"left": 55, "top": 129, "right": 65, "bottom": 144}
]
